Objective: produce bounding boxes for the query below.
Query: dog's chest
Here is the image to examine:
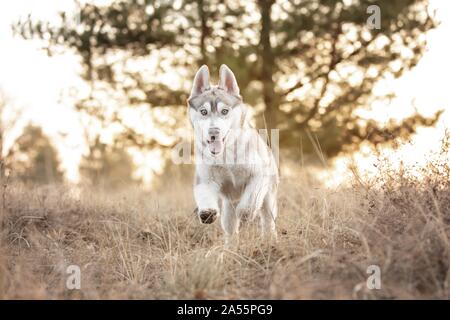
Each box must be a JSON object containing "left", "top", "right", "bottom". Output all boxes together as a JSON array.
[{"left": 209, "top": 165, "right": 251, "bottom": 199}]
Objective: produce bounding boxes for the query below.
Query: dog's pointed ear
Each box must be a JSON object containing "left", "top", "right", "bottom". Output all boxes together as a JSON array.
[
  {"left": 218, "top": 64, "right": 239, "bottom": 96},
  {"left": 190, "top": 65, "right": 210, "bottom": 98}
]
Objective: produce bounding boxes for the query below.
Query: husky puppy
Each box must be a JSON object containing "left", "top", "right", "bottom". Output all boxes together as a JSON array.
[{"left": 187, "top": 64, "right": 279, "bottom": 243}]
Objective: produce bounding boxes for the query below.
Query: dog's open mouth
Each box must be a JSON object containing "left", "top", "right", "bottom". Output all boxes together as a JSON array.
[{"left": 207, "top": 133, "right": 228, "bottom": 156}]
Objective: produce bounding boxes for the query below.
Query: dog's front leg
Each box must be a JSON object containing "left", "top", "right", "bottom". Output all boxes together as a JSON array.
[{"left": 194, "top": 182, "right": 220, "bottom": 224}]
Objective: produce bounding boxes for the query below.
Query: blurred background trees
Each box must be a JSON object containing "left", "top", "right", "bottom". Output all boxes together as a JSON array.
[
  {"left": 10, "top": 0, "right": 442, "bottom": 183},
  {"left": 79, "top": 135, "right": 137, "bottom": 188},
  {"left": 0, "top": 90, "right": 27, "bottom": 181},
  {"left": 1, "top": 91, "right": 63, "bottom": 184},
  {"left": 7, "top": 124, "right": 64, "bottom": 183}
]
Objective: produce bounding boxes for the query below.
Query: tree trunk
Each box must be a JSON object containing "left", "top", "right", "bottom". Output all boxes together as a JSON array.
[
  {"left": 197, "top": 0, "right": 208, "bottom": 66},
  {"left": 258, "top": 0, "right": 277, "bottom": 132}
]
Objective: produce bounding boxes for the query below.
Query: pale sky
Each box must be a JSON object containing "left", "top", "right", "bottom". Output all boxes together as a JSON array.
[
  {"left": 0, "top": 0, "right": 84, "bottom": 181},
  {"left": 0, "top": 0, "right": 449, "bottom": 185}
]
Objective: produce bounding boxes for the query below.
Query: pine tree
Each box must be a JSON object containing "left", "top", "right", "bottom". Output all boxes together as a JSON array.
[
  {"left": 15, "top": 0, "right": 441, "bottom": 156},
  {"left": 8, "top": 125, "right": 64, "bottom": 183}
]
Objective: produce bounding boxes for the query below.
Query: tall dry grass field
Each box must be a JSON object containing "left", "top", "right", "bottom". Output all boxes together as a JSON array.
[{"left": 0, "top": 137, "right": 449, "bottom": 299}]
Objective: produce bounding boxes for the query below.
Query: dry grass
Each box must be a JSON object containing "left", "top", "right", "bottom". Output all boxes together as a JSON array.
[{"left": 0, "top": 137, "right": 449, "bottom": 299}]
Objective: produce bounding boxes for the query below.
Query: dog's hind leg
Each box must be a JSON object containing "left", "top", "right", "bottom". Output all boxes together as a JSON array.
[
  {"left": 260, "top": 189, "right": 278, "bottom": 240},
  {"left": 235, "top": 175, "right": 272, "bottom": 225},
  {"left": 220, "top": 198, "right": 239, "bottom": 245}
]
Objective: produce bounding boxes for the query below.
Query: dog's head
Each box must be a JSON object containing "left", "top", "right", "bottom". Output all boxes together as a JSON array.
[{"left": 187, "top": 64, "right": 246, "bottom": 157}]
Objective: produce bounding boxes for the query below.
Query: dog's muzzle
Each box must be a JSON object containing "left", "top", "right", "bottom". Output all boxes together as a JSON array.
[{"left": 206, "top": 128, "right": 226, "bottom": 155}]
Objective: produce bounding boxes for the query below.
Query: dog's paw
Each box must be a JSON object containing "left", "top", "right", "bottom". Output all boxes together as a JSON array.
[{"left": 198, "top": 209, "right": 218, "bottom": 224}]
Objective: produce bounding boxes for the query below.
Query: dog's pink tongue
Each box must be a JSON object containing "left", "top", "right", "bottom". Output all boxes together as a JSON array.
[{"left": 209, "top": 139, "right": 223, "bottom": 155}]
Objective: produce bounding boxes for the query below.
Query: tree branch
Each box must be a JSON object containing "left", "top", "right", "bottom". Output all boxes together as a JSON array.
[
  {"left": 296, "top": 22, "right": 342, "bottom": 128},
  {"left": 281, "top": 33, "right": 377, "bottom": 99}
]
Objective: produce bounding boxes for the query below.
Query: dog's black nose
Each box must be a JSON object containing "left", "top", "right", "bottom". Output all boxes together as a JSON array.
[{"left": 208, "top": 128, "right": 220, "bottom": 142}]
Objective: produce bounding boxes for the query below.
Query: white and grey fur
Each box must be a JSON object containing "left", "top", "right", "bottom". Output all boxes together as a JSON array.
[{"left": 187, "top": 64, "right": 279, "bottom": 244}]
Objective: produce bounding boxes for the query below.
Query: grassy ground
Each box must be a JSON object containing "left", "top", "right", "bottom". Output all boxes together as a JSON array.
[{"left": 0, "top": 138, "right": 449, "bottom": 299}]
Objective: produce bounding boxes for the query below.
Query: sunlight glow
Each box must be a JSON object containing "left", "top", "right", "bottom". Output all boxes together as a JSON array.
[{"left": 0, "top": 0, "right": 448, "bottom": 186}]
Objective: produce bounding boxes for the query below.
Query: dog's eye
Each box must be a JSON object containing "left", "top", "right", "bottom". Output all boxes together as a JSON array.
[
  {"left": 221, "top": 109, "right": 229, "bottom": 116},
  {"left": 200, "top": 109, "right": 207, "bottom": 116}
]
